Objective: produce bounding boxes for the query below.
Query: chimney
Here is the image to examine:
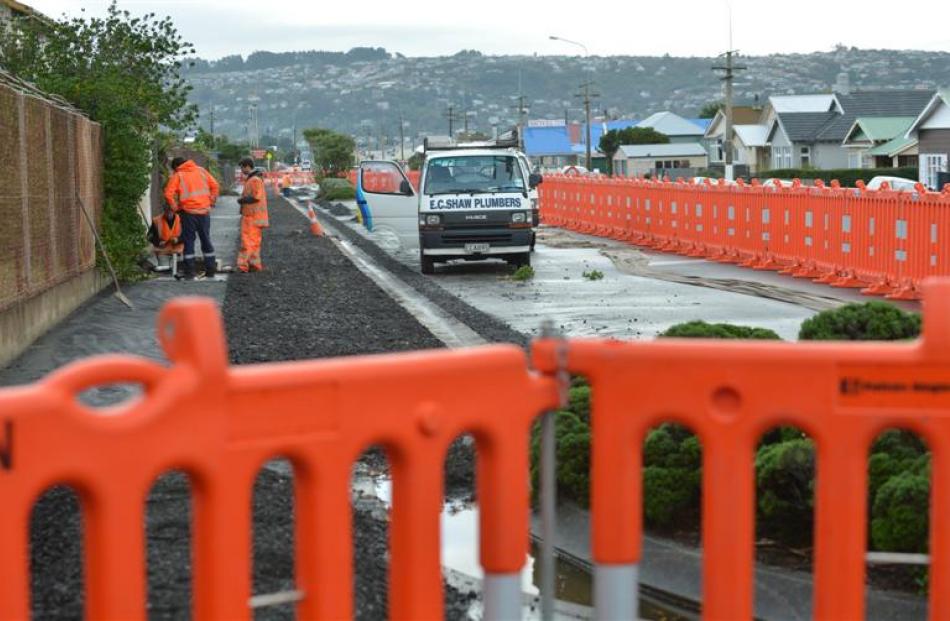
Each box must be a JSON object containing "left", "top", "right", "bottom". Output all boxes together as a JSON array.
[{"left": 835, "top": 72, "right": 851, "bottom": 95}]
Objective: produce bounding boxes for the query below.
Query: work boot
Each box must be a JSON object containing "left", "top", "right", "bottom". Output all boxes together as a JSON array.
[
  {"left": 203, "top": 258, "right": 217, "bottom": 279},
  {"left": 182, "top": 258, "right": 196, "bottom": 281}
]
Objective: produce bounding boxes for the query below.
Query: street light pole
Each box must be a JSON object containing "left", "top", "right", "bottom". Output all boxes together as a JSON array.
[{"left": 550, "top": 35, "right": 595, "bottom": 171}]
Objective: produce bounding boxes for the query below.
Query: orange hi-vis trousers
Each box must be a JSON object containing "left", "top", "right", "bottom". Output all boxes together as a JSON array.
[{"left": 237, "top": 217, "right": 264, "bottom": 271}]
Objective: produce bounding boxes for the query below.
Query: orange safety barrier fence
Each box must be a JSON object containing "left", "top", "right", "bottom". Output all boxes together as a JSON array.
[
  {"left": 348, "top": 167, "right": 419, "bottom": 191},
  {"left": 534, "top": 278, "right": 950, "bottom": 620},
  {"left": 0, "top": 298, "right": 557, "bottom": 620},
  {"left": 2, "top": 282, "right": 950, "bottom": 619},
  {"left": 539, "top": 175, "right": 950, "bottom": 300}
]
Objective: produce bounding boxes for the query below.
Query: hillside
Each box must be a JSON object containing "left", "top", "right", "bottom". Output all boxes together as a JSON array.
[{"left": 183, "top": 46, "right": 950, "bottom": 147}]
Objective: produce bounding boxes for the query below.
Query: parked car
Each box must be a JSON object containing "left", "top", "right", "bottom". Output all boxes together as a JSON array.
[{"left": 866, "top": 176, "right": 918, "bottom": 192}]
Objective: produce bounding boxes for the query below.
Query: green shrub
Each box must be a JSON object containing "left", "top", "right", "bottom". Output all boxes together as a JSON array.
[
  {"left": 755, "top": 438, "right": 815, "bottom": 545},
  {"left": 319, "top": 178, "right": 356, "bottom": 201},
  {"left": 583, "top": 269, "right": 604, "bottom": 281},
  {"left": 661, "top": 320, "right": 781, "bottom": 340},
  {"left": 643, "top": 466, "right": 701, "bottom": 527},
  {"left": 568, "top": 384, "right": 591, "bottom": 424},
  {"left": 512, "top": 265, "right": 535, "bottom": 281},
  {"left": 872, "top": 466, "right": 930, "bottom": 552},
  {"left": 798, "top": 302, "right": 921, "bottom": 341},
  {"left": 757, "top": 166, "right": 917, "bottom": 188},
  {"left": 530, "top": 409, "right": 591, "bottom": 507}
]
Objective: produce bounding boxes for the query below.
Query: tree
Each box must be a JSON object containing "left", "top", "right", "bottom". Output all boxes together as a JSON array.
[
  {"left": 0, "top": 1, "right": 196, "bottom": 279},
  {"left": 599, "top": 127, "right": 670, "bottom": 175},
  {"left": 698, "top": 101, "right": 724, "bottom": 119},
  {"left": 303, "top": 127, "right": 355, "bottom": 174}
]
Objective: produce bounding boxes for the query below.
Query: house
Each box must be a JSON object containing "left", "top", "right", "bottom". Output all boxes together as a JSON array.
[
  {"left": 765, "top": 90, "right": 934, "bottom": 170},
  {"left": 904, "top": 88, "right": 950, "bottom": 190},
  {"left": 613, "top": 143, "right": 708, "bottom": 178},
  {"left": 524, "top": 118, "right": 638, "bottom": 171},
  {"left": 0, "top": 0, "right": 42, "bottom": 27},
  {"left": 841, "top": 117, "right": 917, "bottom": 168},
  {"left": 703, "top": 106, "right": 767, "bottom": 173},
  {"left": 635, "top": 112, "right": 707, "bottom": 144}
]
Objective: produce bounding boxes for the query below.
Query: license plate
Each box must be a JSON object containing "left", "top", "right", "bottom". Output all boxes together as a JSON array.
[{"left": 465, "top": 243, "right": 490, "bottom": 253}]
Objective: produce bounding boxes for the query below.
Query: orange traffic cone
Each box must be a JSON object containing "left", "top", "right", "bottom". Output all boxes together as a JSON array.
[{"left": 307, "top": 202, "right": 324, "bottom": 236}]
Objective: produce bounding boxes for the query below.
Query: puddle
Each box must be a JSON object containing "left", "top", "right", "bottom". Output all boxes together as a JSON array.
[{"left": 357, "top": 476, "right": 690, "bottom": 620}]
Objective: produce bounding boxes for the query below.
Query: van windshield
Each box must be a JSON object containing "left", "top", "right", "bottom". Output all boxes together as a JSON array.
[{"left": 424, "top": 155, "right": 526, "bottom": 195}]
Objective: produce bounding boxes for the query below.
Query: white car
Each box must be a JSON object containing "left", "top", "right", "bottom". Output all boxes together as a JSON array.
[{"left": 866, "top": 176, "right": 918, "bottom": 192}]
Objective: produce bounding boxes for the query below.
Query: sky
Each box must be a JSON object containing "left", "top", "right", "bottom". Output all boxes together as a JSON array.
[{"left": 25, "top": 0, "right": 950, "bottom": 61}]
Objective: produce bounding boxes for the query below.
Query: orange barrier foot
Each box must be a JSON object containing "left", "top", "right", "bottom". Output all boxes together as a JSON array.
[
  {"left": 886, "top": 282, "right": 923, "bottom": 301},
  {"left": 778, "top": 261, "right": 802, "bottom": 275},
  {"left": 812, "top": 271, "right": 840, "bottom": 283},
  {"left": 861, "top": 281, "right": 895, "bottom": 296},
  {"left": 793, "top": 265, "right": 825, "bottom": 279},
  {"left": 752, "top": 256, "right": 784, "bottom": 271},
  {"left": 831, "top": 274, "right": 868, "bottom": 289},
  {"left": 738, "top": 255, "right": 760, "bottom": 268}
]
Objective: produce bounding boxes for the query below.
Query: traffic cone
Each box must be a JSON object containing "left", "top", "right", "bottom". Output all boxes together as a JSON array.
[{"left": 307, "top": 202, "right": 324, "bottom": 236}]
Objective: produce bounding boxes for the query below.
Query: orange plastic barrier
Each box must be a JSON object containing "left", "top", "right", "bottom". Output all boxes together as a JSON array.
[
  {"left": 349, "top": 166, "right": 419, "bottom": 191},
  {"left": 3, "top": 282, "right": 950, "bottom": 619},
  {"left": 534, "top": 278, "right": 950, "bottom": 620},
  {"left": 0, "top": 298, "right": 558, "bottom": 620},
  {"left": 539, "top": 175, "right": 950, "bottom": 300}
]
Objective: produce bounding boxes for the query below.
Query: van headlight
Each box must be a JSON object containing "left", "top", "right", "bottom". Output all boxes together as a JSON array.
[
  {"left": 512, "top": 212, "right": 527, "bottom": 223},
  {"left": 424, "top": 214, "right": 441, "bottom": 225}
]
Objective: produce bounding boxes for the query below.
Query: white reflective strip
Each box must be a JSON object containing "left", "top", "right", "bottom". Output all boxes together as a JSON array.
[
  {"left": 249, "top": 590, "right": 304, "bottom": 608},
  {"left": 595, "top": 563, "right": 638, "bottom": 621},
  {"left": 483, "top": 573, "right": 520, "bottom": 621},
  {"left": 866, "top": 552, "right": 929, "bottom": 565}
]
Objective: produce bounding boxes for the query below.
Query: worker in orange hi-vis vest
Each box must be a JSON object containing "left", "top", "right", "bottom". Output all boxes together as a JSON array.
[
  {"left": 280, "top": 173, "right": 293, "bottom": 197},
  {"left": 236, "top": 157, "right": 270, "bottom": 272},
  {"left": 164, "top": 157, "right": 220, "bottom": 280}
]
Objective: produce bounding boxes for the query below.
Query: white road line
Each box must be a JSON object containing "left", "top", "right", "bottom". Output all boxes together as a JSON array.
[{"left": 290, "top": 202, "right": 486, "bottom": 348}]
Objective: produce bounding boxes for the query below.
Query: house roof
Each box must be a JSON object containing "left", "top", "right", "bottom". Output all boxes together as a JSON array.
[
  {"left": 687, "top": 118, "right": 713, "bottom": 132},
  {"left": 905, "top": 88, "right": 950, "bottom": 136},
  {"left": 583, "top": 119, "right": 639, "bottom": 147},
  {"left": 867, "top": 135, "right": 917, "bottom": 157},
  {"left": 817, "top": 90, "right": 934, "bottom": 141},
  {"left": 771, "top": 112, "right": 839, "bottom": 142},
  {"left": 636, "top": 112, "right": 706, "bottom": 137},
  {"left": 770, "top": 94, "right": 838, "bottom": 113},
  {"left": 703, "top": 106, "right": 764, "bottom": 138},
  {"left": 617, "top": 142, "right": 707, "bottom": 158},
  {"left": 769, "top": 90, "right": 933, "bottom": 144},
  {"left": 734, "top": 124, "right": 769, "bottom": 147},
  {"left": 843, "top": 116, "right": 915, "bottom": 145}
]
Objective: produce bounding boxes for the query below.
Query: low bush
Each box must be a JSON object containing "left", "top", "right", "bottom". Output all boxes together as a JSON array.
[
  {"left": 530, "top": 409, "right": 591, "bottom": 507},
  {"left": 583, "top": 269, "right": 604, "bottom": 281},
  {"left": 660, "top": 320, "right": 781, "bottom": 340},
  {"left": 757, "top": 167, "right": 917, "bottom": 188},
  {"left": 798, "top": 302, "right": 921, "bottom": 341},
  {"left": 872, "top": 461, "right": 930, "bottom": 553},
  {"left": 755, "top": 438, "right": 815, "bottom": 546},
  {"left": 319, "top": 178, "right": 356, "bottom": 201},
  {"left": 511, "top": 265, "right": 535, "bottom": 281}
]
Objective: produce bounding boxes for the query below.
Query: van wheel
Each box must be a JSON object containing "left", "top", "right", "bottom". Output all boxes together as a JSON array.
[{"left": 421, "top": 253, "right": 435, "bottom": 275}]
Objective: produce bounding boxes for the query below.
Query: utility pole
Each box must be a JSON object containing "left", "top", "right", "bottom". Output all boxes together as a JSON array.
[
  {"left": 209, "top": 105, "right": 215, "bottom": 142},
  {"left": 713, "top": 48, "right": 746, "bottom": 180},
  {"left": 512, "top": 95, "right": 529, "bottom": 150},
  {"left": 575, "top": 81, "right": 598, "bottom": 171},
  {"left": 399, "top": 113, "right": 405, "bottom": 161},
  {"left": 444, "top": 105, "right": 462, "bottom": 137}
]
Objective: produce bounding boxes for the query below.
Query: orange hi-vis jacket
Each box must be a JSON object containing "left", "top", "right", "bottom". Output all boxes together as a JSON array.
[
  {"left": 164, "top": 160, "right": 220, "bottom": 215},
  {"left": 152, "top": 213, "right": 181, "bottom": 243},
  {"left": 240, "top": 171, "right": 269, "bottom": 228}
]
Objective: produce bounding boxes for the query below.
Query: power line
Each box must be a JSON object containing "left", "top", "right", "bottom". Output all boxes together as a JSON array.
[
  {"left": 712, "top": 50, "right": 747, "bottom": 181},
  {"left": 575, "top": 80, "right": 600, "bottom": 171}
]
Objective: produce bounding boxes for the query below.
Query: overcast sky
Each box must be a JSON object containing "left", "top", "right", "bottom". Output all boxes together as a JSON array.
[{"left": 26, "top": 0, "right": 950, "bottom": 60}]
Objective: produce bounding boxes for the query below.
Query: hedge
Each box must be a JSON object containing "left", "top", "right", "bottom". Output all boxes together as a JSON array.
[
  {"left": 756, "top": 167, "right": 917, "bottom": 188},
  {"left": 799, "top": 301, "right": 921, "bottom": 341},
  {"left": 319, "top": 178, "right": 356, "bottom": 201}
]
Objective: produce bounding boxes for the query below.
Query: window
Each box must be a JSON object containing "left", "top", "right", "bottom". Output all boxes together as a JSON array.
[
  {"left": 771, "top": 146, "right": 792, "bottom": 169},
  {"left": 423, "top": 155, "right": 525, "bottom": 194},
  {"left": 921, "top": 154, "right": 948, "bottom": 190},
  {"left": 800, "top": 146, "right": 811, "bottom": 167}
]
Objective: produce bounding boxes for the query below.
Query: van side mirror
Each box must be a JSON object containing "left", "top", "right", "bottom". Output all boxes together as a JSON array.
[
  {"left": 529, "top": 173, "right": 543, "bottom": 188},
  {"left": 399, "top": 179, "right": 413, "bottom": 195}
]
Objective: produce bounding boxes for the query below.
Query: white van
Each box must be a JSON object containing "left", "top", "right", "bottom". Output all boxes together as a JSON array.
[{"left": 357, "top": 133, "right": 542, "bottom": 274}]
